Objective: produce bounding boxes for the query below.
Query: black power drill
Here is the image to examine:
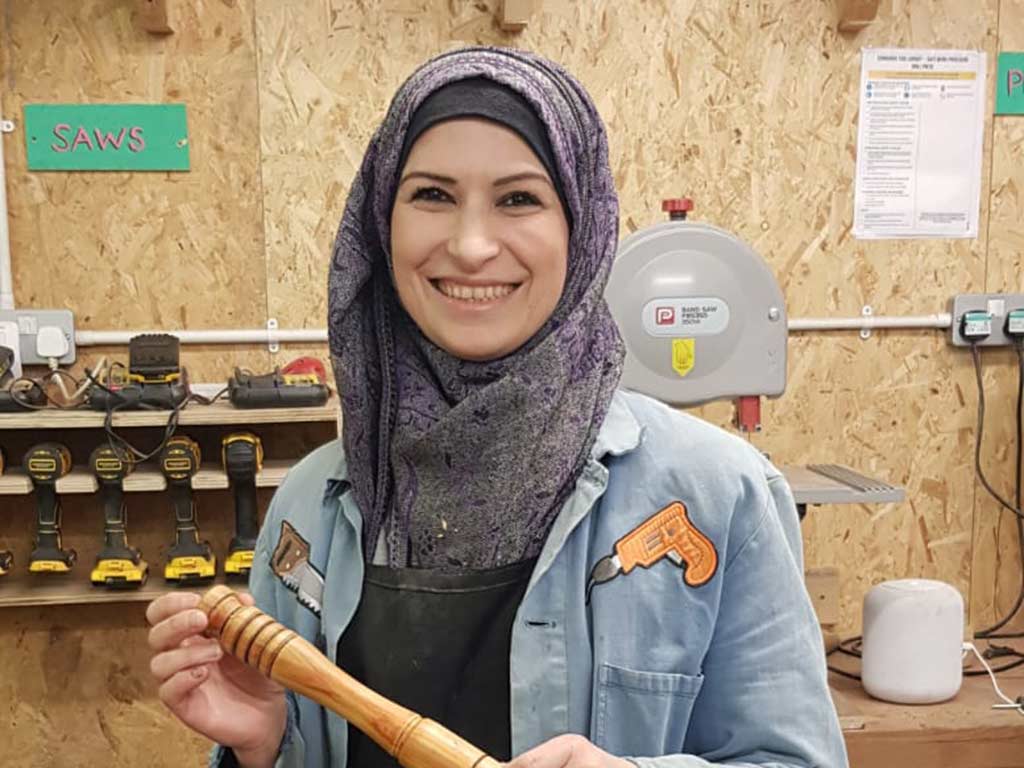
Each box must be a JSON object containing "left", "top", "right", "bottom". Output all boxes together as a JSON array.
[
  {"left": 160, "top": 435, "right": 216, "bottom": 583},
  {"left": 25, "top": 443, "right": 77, "bottom": 573},
  {"left": 89, "top": 445, "right": 148, "bottom": 588},
  {"left": 222, "top": 432, "right": 263, "bottom": 577}
]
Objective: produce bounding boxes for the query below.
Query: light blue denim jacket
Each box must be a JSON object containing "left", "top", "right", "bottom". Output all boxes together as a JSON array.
[{"left": 213, "top": 389, "right": 847, "bottom": 767}]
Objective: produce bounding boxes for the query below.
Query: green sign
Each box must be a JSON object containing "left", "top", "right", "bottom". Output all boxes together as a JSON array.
[
  {"left": 996, "top": 53, "right": 1024, "bottom": 115},
  {"left": 23, "top": 104, "right": 189, "bottom": 171}
]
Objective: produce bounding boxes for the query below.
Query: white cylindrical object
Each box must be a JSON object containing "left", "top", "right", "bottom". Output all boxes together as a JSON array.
[{"left": 861, "top": 579, "right": 964, "bottom": 704}]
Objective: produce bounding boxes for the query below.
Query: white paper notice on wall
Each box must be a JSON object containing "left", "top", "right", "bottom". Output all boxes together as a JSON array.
[{"left": 853, "top": 48, "right": 986, "bottom": 240}]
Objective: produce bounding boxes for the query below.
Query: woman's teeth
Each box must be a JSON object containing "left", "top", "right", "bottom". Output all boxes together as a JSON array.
[{"left": 435, "top": 280, "right": 517, "bottom": 302}]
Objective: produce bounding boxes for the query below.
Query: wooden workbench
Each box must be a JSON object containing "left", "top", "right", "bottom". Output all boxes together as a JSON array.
[{"left": 831, "top": 666, "right": 1024, "bottom": 767}]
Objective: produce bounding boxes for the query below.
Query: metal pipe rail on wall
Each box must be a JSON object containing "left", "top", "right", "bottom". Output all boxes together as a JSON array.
[{"left": 73, "top": 314, "right": 955, "bottom": 348}]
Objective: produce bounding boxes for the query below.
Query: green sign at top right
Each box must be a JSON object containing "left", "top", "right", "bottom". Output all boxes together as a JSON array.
[{"left": 996, "top": 52, "right": 1024, "bottom": 114}]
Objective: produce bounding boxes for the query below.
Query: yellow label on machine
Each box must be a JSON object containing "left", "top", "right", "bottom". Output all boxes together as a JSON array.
[{"left": 671, "top": 338, "right": 695, "bottom": 378}]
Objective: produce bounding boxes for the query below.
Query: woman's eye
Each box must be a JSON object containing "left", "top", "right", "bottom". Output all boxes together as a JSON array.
[
  {"left": 410, "top": 186, "right": 453, "bottom": 203},
  {"left": 499, "top": 191, "right": 541, "bottom": 208}
]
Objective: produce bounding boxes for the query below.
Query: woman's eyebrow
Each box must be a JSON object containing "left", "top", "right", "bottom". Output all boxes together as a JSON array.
[
  {"left": 398, "top": 170, "right": 553, "bottom": 188},
  {"left": 494, "top": 171, "right": 553, "bottom": 188},
  {"left": 399, "top": 171, "right": 456, "bottom": 186}
]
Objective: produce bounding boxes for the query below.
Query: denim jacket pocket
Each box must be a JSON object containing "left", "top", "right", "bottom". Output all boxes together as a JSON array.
[{"left": 592, "top": 662, "right": 705, "bottom": 757}]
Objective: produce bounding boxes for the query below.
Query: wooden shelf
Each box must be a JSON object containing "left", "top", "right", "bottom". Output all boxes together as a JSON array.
[
  {"left": 193, "top": 464, "right": 229, "bottom": 490},
  {"left": 0, "top": 472, "right": 32, "bottom": 495},
  {"left": 0, "top": 396, "right": 340, "bottom": 430},
  {"left": 57, "top": 470, "right": 98, "bottom": 494},
  {"left": 0, "top": 571, "right": 248, "bottom": 608},
  {"left": 0, "top": 459, "right": 296, "bottom": 495},
  {"left": 125, "top": 470, "right": 167, "bottom": 492},
  {"left": 256, "top": 459, "right": 292, "bottom": 487}
]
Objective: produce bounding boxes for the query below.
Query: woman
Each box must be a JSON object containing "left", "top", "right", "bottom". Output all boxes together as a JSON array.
[{"left": 147, "top": 47, "right": 847, "bottom": 768}]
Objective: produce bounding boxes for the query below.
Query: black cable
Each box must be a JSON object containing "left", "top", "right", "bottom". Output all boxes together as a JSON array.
[
  {"left": 826, "top": 665, "right": 861, "bottom": 681},
  {"left": 970, "top": 343, "right": 1024, "bottom": 520},
  {"left": 102, "top": 398, "right": 182, "bottom": 462},
  {"left": 101, "top": 389, "right": 226, "bottom": 463},
  {"left": 7, "top": 376, "right": 52, "bottom": 409},
  {"left": 977, "top": 342, "right": 1024, "bottom": 638},
  {"left": 82, "top": 362, "right": 229, "bottom": 462},
  {"left": 7, "top": 370, "right": 87, "bottom": 410},
  {"left": 838, "top": 636, "right": 862, "bottom": 657}
]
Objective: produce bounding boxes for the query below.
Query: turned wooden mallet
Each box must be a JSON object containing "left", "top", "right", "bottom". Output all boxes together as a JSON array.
[{"left": 198, "top": 585, "right": 502, "bottom": 768}]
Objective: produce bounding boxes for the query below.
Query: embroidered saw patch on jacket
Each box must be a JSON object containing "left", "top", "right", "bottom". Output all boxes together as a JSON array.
[{"left": 271, "top": 520, "right": 326, "bottom": 617}]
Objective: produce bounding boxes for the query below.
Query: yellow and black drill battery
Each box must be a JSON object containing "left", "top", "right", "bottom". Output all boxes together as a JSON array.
[
  {"left": 24, "top": 443, "right": 76, "bottom": 573},
  {"left": 89, "top": 444, "right": 148, "bottom": 588},
  {"left": 160, "top": 435, "right": 216, "bottom": 583}
]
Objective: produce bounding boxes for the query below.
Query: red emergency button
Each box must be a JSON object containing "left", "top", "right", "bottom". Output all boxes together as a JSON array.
[{"left": 662, "top": 198, "right": 694, "bottom": 220}]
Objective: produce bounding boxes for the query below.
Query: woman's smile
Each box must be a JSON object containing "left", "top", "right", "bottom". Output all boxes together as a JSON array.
[{"left": 430, "top": 278, "right": 522, "bottom": 306}]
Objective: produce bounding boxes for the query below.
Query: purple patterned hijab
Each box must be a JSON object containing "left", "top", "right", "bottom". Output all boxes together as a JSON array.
[{"left": 327, "top": 47, "right": 624, "bottom": 570}]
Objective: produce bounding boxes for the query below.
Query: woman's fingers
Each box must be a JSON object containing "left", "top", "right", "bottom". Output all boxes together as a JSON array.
[
  {"left": 150, "top": 639, "right": 223, "bottom": 681},
  {"left": 506, "top": 735, "right": 633, "bottom": 768},
  {"left": 148, "top": 589, "right": 256, "bottom": 652},
  {"left": 158, "top": 664, "right": 212, "bottom": 710},
  {"left": 147, "top": 594, "right": 209, "bottom": 653},
  {"left": 145, "top": 591, "right": 200, "bottom": 626}
]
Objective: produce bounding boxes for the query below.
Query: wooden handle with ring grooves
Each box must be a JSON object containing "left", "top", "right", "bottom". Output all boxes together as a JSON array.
[{"left": 199, "top": 585, "right": 502, "bottom": 768}]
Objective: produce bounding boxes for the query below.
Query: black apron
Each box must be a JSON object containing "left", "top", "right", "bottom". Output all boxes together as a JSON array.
[{"left": 337, "top": 559, "right": 535, "bottom": 767}]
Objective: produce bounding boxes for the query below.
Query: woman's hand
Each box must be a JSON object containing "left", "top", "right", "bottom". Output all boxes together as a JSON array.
[
  {"left": 507, "top": 734, "right": 635, "bottom": 767},
  {"left": 146, "top": 591, "right": 287, "bottom": 767}
]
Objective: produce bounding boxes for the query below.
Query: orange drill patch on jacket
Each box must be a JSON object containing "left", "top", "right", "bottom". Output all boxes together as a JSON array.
[{"left": 586, "top": 501, "right": 718, "bottom": 602}]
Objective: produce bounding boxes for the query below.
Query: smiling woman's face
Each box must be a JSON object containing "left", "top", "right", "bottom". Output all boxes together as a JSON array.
[{"left": 389, "top": 118, "right": 569, "bottom": 362}]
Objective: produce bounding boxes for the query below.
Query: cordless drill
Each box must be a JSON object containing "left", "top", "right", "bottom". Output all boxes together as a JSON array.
[
  {"left": 89, "top": 444, "right": 148, "bottom": 588},
  {"left": 222, "top": 432, "right": 263, "bottom": 577},
  {"left": 160, "top": 435, "right": 216, "bottom": 583},
  {"left": 25, "top": 443, "right": 77, "bottom": 573}
]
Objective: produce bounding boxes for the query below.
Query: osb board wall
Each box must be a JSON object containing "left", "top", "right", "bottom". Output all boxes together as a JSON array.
[
  {"left": 1, "top": 602, "right": 209, "bottom": 768},
  {"left": 0, "top": 0, "right": 274, "bottom": 383},
  {"left": 972, "top": 0, "right": 1024, "bottom": 637},
  {"left": 0, "top": 0, "right": 1022, "bottom": 765}
]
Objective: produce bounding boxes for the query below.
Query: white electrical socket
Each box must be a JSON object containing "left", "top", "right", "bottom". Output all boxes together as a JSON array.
[
  {"left": 0, "top": 309, "right": 75, "bottom": 365},
  {"left": 0, "top": 320, "right": 22, "bottom": 379}
]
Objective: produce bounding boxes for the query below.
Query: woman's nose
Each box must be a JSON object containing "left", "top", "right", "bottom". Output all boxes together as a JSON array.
[{"left": 447, "top": 211, "right": 501, "bottom": 268}]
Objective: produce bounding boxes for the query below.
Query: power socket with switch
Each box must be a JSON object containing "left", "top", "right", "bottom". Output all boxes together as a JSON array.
[
  {"left": 0, "top": 321, "right": 22, "bottom": 379},
  {"left": 0, "top": 310, "right": 76, "bottom": 365},
  {"left": 949, "top": 294, "right": 1024, "bottom": 347}
]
